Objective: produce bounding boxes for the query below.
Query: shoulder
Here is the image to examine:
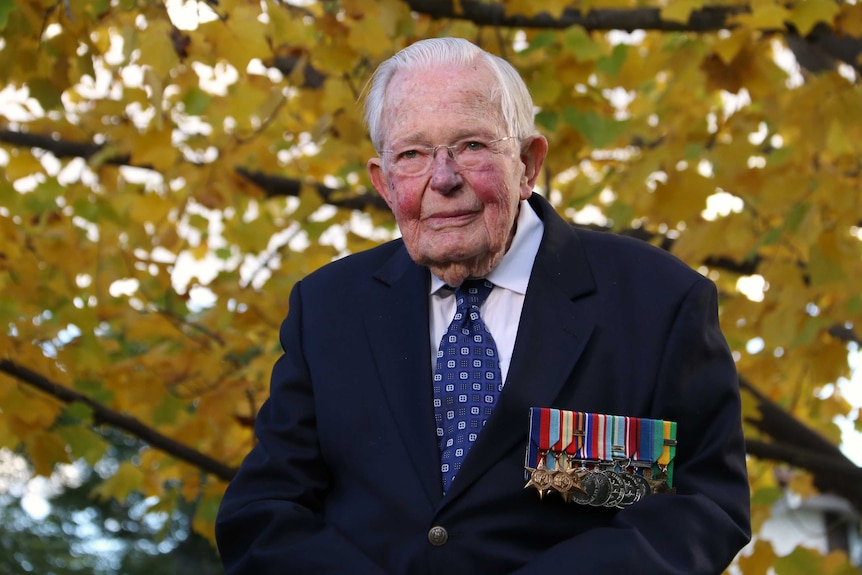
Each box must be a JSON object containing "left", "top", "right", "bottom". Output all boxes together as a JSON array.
[
  {"left": 576, "top": 226, "right": 707, "bottom": 290},
  {"left": 300, "top": 237, "right": 403, "bottom": 280},
  {"left": 295, "top": 238, "right": 413, "bottom": 297},
  {"left": 530, "top": 193, "right": 704, "bottom": 289},
  {"left": 576, "top": 226, "right": 695, "bottom": 272}
]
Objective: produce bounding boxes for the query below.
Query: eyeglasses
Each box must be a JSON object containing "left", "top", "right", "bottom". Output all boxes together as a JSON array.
[{"left": 379, "top": 136, "right": 517, "bottom": 176}]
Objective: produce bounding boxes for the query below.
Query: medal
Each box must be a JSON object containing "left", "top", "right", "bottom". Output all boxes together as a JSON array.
[
  {"left": 525, "top": 408, "right": 678, "bottom": 505},
  {"left": 601, "top": 469, "right": 627, "bottom": 508},
  {"left": 586, "top": 468, "right": 612, "bottom": 506},
  {"left": 524, "top": 454, "right": 554, "bottom": 498}
]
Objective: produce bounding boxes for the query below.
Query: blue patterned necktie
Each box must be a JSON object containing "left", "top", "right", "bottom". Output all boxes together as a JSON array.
[{"left": 433, "top": 279, "right": 503, "bottom": 493}]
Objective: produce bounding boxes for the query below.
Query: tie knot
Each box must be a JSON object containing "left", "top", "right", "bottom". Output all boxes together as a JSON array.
[{"left": 454, "top": 279, "right": 494, "bottom": 311}]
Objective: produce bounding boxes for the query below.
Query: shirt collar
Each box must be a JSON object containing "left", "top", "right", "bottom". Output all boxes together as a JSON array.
[{"left": 429, "top": 199, "right": 544, "bottom": 295}]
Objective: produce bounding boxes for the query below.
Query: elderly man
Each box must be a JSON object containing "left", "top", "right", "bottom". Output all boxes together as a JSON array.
[{"left": 216, "top": 37, "right": 751, "bottom": 574}]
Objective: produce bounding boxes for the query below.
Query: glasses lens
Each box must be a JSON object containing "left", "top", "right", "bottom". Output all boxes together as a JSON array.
[{"left": 385, "top": 138, "right": 509, "bottom": 175}]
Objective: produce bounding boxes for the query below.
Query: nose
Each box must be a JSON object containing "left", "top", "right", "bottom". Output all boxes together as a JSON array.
[{"left": 428, "top": 148, "right": 461, "bottom": 193}]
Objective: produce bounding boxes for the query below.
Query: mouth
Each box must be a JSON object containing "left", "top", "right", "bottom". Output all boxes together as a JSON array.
[{"left": 422, "top": 209, "right": 480, "bottom": 229}]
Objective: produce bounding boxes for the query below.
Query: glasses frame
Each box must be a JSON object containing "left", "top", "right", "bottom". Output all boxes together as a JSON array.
[{"left": 379, "top": 135, "right": 517, "bottom": 176}]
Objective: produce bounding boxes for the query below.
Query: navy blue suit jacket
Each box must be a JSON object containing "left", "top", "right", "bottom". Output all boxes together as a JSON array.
[{"left": 216, "top": 193, "right": 751, "bottom": 574}]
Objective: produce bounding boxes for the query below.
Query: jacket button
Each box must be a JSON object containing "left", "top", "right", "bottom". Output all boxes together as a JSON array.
[{"left": 428, "top": 525, "right": 448, "bottom": 546}]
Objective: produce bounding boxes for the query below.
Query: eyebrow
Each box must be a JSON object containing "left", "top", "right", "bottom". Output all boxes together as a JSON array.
[{"left": 389, "top": 129, "right": 499, "bottom": 147}]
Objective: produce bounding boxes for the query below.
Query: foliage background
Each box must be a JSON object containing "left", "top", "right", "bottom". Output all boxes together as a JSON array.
[{"left": 1, "top": 0, "right": 862, "bottom": 572}]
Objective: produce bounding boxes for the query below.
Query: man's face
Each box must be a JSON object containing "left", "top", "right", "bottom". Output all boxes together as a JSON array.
[{"left": 367, "top": 62, "right": 545, "bottom": 284}]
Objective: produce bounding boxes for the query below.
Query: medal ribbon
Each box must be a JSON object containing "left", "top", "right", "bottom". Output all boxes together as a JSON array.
[
  {"left": 568, "top": 410, "right": 585, "bottom": 458},
  {"left": 610, "top": 414, "right": 627, "bottom": 460},
  {"left": 547, "top": 408, "right": 561, "bottom": 470},
  {"left": 660, "top": 420, "right": 678, "bottom": 487},
  {"left": 526, "top": 409, "right": 676, "bottom": 482},
  {"left": 559, "top": 409, "right": 574, "bottom": 463},
  {"left": 525, "top": 407, "right": 544, "bottom": 477}
]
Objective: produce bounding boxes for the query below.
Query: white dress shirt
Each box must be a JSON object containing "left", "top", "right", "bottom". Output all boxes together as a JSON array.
[{"left": 429, "top": 200, "right": 544, "bottom": 384}]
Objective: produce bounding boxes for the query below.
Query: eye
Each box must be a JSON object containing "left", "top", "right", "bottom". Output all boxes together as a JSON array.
[
  {"left": 398, "top": 149, "right": 421, "bottom": 160},
  {"left": 463, "top": 141, "right": 486, "bottom": 152}
]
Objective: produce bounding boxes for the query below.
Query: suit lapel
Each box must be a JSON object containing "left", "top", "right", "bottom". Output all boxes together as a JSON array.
[
  {"left": 442, "top": 194, "right": 598, "bottom": 503},
  {"left": 363, "top": 248, "right": 442, "bottom": 506}
]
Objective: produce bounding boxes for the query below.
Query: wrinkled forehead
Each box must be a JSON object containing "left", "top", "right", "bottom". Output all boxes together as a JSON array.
[{"left": 381, "top": 62, "right": 507, "bottom": 144}]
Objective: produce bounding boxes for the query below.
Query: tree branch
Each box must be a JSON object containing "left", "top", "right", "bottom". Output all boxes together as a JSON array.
[
  {"left": 407, "top": 0, "right": 748, "bottom": 32},
  {"left": 745, "top": 438, "right": 862, "bottom": 513},
  {"left": 741, "top": 376, "right": 862, "bottom": 512},
  {"left": 406, "top": 1, "right": 862, "bottom": 74},
  {"left": 0, "top": 129, "right": 387, "bottom": 211},
  {"left": 0, "top": 359, "right": 237, "bottom": 482},
  {"left": 2, "top": 126, "right": 854, "bottom": 284}
]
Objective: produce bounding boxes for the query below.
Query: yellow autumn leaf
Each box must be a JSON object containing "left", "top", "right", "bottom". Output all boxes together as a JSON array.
[
  {"left": 734, "top": 3, "right": 790, "bottom": 30},
  {"left": 136, "top": 20, "right": 181, "bottom": 78},
  {"left": 787, "top": 470, "right": 819, "bottom": 499},
  {"left": 821, "top": 550, "right": 859, "bottom": 574},
  {"left": 26, "top": 431, "right": 70, "bottom": 476},
  {"left": 838, "top": 3, "right": 862, "bottom": 37},
  {"left": 652, "top": 170, "right": 714, "bottom": 226},
  {"left": 5, "top": 151, "right": 45, "bottom": 181},
  {"left": 826, "top": 119, "right": 853, "bottom": 155},
  {"left": 712, "top": 29, "right": 751, "bottom": 65},
  {"left": 790, "top": 0, "right": 841, "bottom": 36},
  {"left": 130, "top": 193, "right": 174, "bottom": 226},
  {"left": 0, "top": 415, "right": 20, "bottom": 450},
  {"left": 218, "top": 5, "right": 271, "bottom": 67},
  {"left": 760, "top": 303, "right": 802, "bottom": 348},
  {"left": 528, "top": 64, "right": 565, "bottom": 107},
  {"left": 132, "top": 124, "right": 176, "bottom": 172},
  {"left": 504, "top": 0, "right": 568, "bottom": 18},
  {"left": 346, "top": 12, "right": 389, "bottom": 57},
  {"left": 266, "top": 0, "right": 312, "bottom": 47},
  {"left": 91, "top": 461, "right": 144, "bottom": 503},
  {"left": 736, "top": 539, "right": 778, "bottom": 574},
  {"left": 807, "top": 338, "right": 853, "bottom": 387},
  {"left": 3, "top": 386, "right": 61, "bottom": 428},
  {"left": 809, "top": 231, "right": 848, "bottom": 287},
  {"left": 660, "top": 0, "right": 705, "bottom": 25}
]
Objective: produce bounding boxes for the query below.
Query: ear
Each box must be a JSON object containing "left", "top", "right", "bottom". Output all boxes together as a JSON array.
[
  {"left": 368, "top": 157, "right": 394, "bottom": 208},
  {"left": 519, "top": 135, "right": 548, "bottom": 200}
]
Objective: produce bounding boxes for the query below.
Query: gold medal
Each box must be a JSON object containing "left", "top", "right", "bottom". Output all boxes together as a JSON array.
[{"left": 524, "top": 455, "right": 553, "bottom": 498}]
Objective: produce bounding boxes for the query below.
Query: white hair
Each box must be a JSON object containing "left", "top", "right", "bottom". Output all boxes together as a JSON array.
[{"left": 363, "top": 37, "right": 539, "bottom": 152}]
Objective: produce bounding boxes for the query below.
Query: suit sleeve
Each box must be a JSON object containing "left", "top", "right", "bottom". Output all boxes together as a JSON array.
[
  {"left": 215, "top": 281, "right": 388, "bottom": 575},
  {"left": 510, "top": 278, "right": 751, "bottom": 575}
]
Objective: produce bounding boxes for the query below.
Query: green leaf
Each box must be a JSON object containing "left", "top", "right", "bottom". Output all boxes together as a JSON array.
[
  {"left": 774, "top": 546, "right": 823, "bottom": 575},
  {"left": 596, "top": 44, "right": 628, "bottom": 77},
  {"left": 562, "top": 107, "right": 629, "bottom": 148},
  {"left": 605, "top": 201, "right": 634, "bottom": 229},
  {"left": 846, "top": 293, "right": 862, "bottom": 314},
  {"left": 563, "top": 26, "right": 604, "bottom": 61},
  {"left": 809, "top": 243, "right": 846, "bottom": 286},
  {"left": 535, "top": 110, "right": 559, "bottom": 132},
  {"left": 197, "top": 493, "right": 221, "bottom": 522},
  {"left": 791, "top": 316, "right": 831, "bottom": 346},
  {"left": 0, "top": 0, "right": 15, "bottom": 30},
  {"left": 153, "top": 392, "right": 187, "bottom": 426},
  {"left": 684, "top": 142, "right": 705, "bottom": 161},
  {"left": 785, "top": 202, "right": 809, "bottom": 233},
  {"left": 519, "top": 30, "right": 557, "bottom": 54},
  {"left": 22, "top": 178, "right": 64, "bottom": 215},
  {"left": 56, "top": 426, "right": 108, "bottom": 465},
  {"left": 761, "top": 226, "right": 782, "bottom": 246},
  {"left": 62, "top": 401, "right": 95, "bottom": 423},
  {"left": 182, "top": 88, "right": 212, "bottom": 116},
  {"left": 74, "top": 379, "right": 114, "bottom": 404},
  {"left": 749, "top": 485, "right": 782, "bottom": 506},
  {"left": 27, "top": 78, "right": 64, "bottom": 111}
]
